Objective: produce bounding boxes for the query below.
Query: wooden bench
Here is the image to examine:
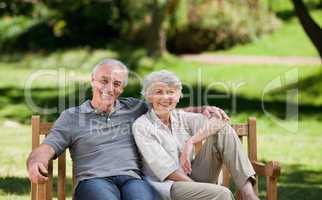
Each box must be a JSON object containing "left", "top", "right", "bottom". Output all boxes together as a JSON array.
[{"left": 31, "top": 115, "right": 281, "bottom": 200}]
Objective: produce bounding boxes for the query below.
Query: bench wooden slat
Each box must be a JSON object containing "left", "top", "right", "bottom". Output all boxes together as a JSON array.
[
  {"left": 248, "top": 117, "right": 259, "bottom": 195},
  {"left": 37, "top": 184, "right": 46, "bottom": 200},
  {"left": 267, "top": 176, "right": 278, "bottom": 200},
  {"left": 58, "top": 152, "right": 66, "bottom": 200},
  {"left": 31, "top": 116, "right": 40, "bottom": 200},
  {"left": 39, "top": 123, "right": 53, "bottom": 135},
  {"left": 72, "top": 163, "right": 77, "bottom": 191},
  {"left": 247, "top": 117, "right": 257, "bottom": 161},
  {"left": 46, "top": 160, "right": 53, "bottom": 200},
  {"left": 231, "top": 124, "right": 248, "bottom": 136}
]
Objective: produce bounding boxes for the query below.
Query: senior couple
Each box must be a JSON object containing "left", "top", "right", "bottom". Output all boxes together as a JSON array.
[{"left": 27, "top": 59, "right": 259, "bottom": 200}]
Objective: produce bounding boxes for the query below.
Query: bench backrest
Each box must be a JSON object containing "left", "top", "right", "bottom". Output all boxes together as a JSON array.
[{"left": 31, "top": 115, "right": 258, "bottom": 200}]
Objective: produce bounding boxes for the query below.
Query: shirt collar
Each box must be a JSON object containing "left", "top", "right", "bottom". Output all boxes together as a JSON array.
[
  {"left": 147, "top": 108, "right": 178, "bottom": 130},
  {"left": 79, "top": 99, "right": 123, "bottom": 114}
]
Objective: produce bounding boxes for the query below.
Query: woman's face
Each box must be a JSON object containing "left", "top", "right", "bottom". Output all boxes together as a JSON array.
[{"left": 147, "top": 82, "right": 181, "bottom": 115}]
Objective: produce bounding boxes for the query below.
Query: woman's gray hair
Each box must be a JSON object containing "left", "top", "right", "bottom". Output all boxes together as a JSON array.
[
  {"left": 141, "top": 70, "right": 182, "bottom": 100},
  {"left": 91, "top": 58, "right": 129, "bottom": 86}
]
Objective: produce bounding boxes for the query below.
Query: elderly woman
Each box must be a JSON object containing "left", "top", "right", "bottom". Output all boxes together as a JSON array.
[{"left": 133, "top": 70, "right": 259, "bottom": 200}]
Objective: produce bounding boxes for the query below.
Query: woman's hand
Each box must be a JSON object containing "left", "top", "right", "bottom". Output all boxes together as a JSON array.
[{"left": 180, "top": 139, "right": 194, "bottom": 175}]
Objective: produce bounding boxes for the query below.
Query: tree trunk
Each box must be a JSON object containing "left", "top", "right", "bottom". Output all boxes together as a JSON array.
[
  {"left": 146, "top": 0, "right": 179, "bottom": 57},
  {"left": 291, "top": 0, "right": 322, "bottom": 59},
  {"left": 146, "top": 0, "right": 167, "bottom": 57},
  {"left": 268, "top": 0, "right": 273, "bottom": 12},
  {"left": 247, "top": 0, "right": 260, "bottom": 9}
]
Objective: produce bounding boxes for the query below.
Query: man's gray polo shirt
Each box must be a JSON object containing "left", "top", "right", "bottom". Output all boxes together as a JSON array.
[{"left": 42, "top": 97, "right": 148, "bottom": 186}]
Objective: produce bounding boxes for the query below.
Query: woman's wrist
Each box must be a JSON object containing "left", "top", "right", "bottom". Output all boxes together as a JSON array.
[
  {"left": 186, "top": 138, "right": 194, "bottom": 145},
  {"left": 181, "top": 139, "right": 194, "bottom": 162}
]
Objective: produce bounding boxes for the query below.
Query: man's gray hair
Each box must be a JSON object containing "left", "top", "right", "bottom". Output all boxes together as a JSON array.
[
  {"left": 141, "top": 70, "right": 182, "bottom": 100},
  {"left": 91, "top": 58, "right": 129, "bottom": 86}
]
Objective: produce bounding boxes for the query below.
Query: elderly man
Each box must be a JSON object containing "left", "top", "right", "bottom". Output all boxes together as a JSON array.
[{"left": 26, "top": 59, "right": 228, "bottom": 200}]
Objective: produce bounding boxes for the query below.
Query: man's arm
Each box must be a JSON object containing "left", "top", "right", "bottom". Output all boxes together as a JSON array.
[
  {"left": 182, "top": 106, "right": 230, "bottom": 121},
  {"left": 26, "top": 144, "right": 55, "bottom": 184}
]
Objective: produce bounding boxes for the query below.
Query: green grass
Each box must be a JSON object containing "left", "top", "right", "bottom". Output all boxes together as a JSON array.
[
  {"left": 153, "top": 54, "right": 322, "bottom": 105},
  {"left": 211, "top": 10, "right": 322, "bottom": 56},
  {"left": 0, "top": 49, "right": 321, "bottom": 124}
]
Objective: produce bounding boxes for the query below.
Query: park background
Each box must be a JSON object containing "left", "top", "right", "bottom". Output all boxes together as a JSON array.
[{"left": 0, "top": 0, "right": 321, "bottom": 199}]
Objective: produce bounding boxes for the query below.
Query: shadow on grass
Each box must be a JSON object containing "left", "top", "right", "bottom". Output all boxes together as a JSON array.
[
  {"left": 270, "top": 72, "right": 322, "bottom": 100},
  {"left": 1, "top": 81, "right": 322, "bottom": 123},
  {"left": 227, "top": 162, "right": 322, "bottom": 200},
  {"left": 177, "top": 84, "right": 322, "bottom": 120},
  {"left": 277, "top": 164, "right": 322, "bottom": 200},
  {"left": 0, "top": 176, "right": 74, "bottom": 197},
  {"left": 0, "top": 177, "right": 29, "bottom": 195},
  {"left": 280, "top": 164, "right": 322, "bottom": 186}
]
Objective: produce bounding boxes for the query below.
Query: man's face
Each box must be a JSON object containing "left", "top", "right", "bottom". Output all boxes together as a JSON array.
[{"left": 91, "top": 64, "right": 127, "bottom": 107}]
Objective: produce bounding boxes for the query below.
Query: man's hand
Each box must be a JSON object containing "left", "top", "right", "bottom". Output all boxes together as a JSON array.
[
  {"left": 180, "top": 139, "right": 194, "bottom": 175},
  {"left": 201, "top": 106, "right": 230, "bottom": 121},
  {"left": 28, "top": 162, "right": 48, "bottom": 184},
  {"left": 26, "top": 144, "right": 55, "bottom": 184},
  {"left": 183, "top": 106, "right": 230, "bottom": 121}
]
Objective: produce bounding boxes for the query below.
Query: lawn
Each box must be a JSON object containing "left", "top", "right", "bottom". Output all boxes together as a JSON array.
[
  {"left": 0, "top": 50, "right": 321, "bottom": 123},
  {"left": 1, "top": 1, "right": 322, "bottom": 199},
  {"left": 211, "top": 9, "right": 322, "bottom": 57}
]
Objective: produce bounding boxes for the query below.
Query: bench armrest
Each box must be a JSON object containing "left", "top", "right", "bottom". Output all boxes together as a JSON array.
[{"left": 251, "top": 160, "right": 281, "bottom": 178}]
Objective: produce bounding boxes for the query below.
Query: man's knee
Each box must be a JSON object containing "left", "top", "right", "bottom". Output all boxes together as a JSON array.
[{"left": 122, "top": 179, "right": 156, "bottom": 200}]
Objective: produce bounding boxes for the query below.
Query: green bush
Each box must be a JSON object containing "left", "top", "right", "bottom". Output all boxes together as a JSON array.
[
  {"left": 0, "top": 16, "right": 38, "bottom": 50},
  {"left": 0, "top": 0, "right": 281, "bottom": 53},
  {"left": 167, "top": 0, "right": 281, "bottom": 53},
  {"left": 0, "top": 0, "right": 33, "bottom": 16},
  {"left": 0, "top": 1, "right": 152, "bottom": 51}
]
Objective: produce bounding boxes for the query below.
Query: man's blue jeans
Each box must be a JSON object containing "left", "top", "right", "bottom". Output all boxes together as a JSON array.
[{"left": 74, "top": 175, "right": 157, "bottom": 200}]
